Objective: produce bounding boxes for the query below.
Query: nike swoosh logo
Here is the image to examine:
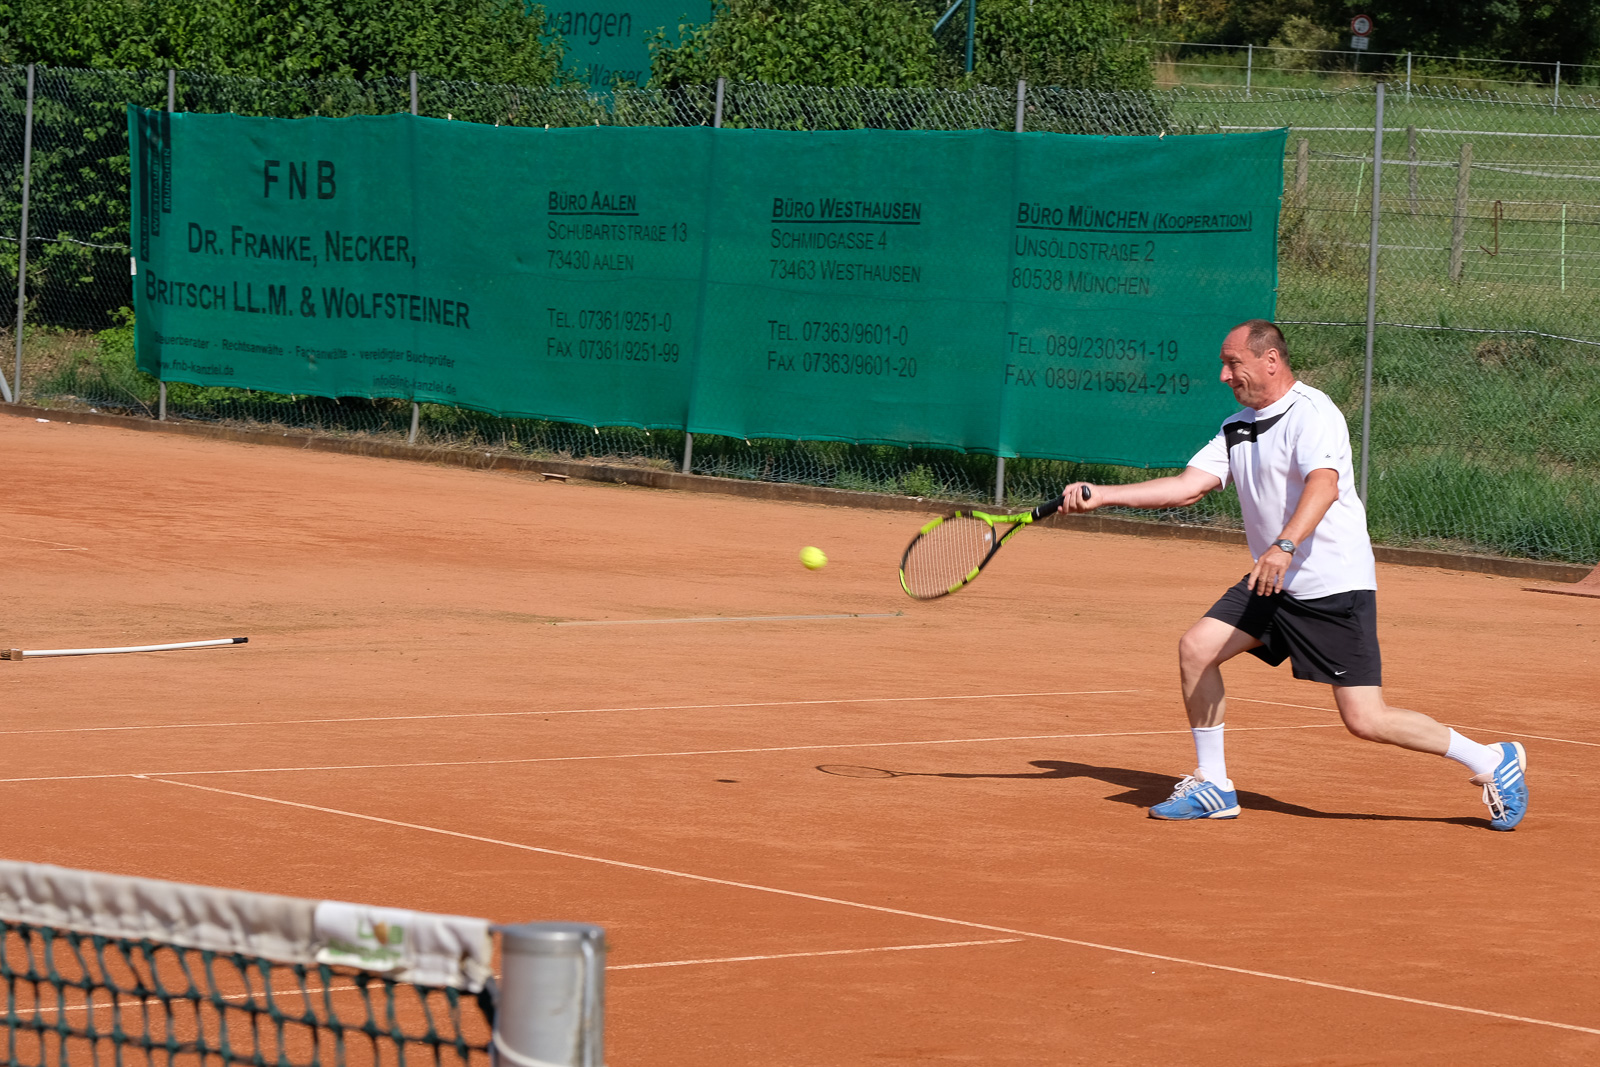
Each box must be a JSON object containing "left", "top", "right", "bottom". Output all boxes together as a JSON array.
[
  {"left": 1223, "top": 407, "right": 1295, "bottom": 450},
  {"left": 1333, "top": 670, "right": 1347, "bottom": 676}
]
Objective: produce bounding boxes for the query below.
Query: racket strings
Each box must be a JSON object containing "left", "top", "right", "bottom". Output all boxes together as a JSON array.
[{"left": 901, "top": 516, "right": 997, "bottom": 598}]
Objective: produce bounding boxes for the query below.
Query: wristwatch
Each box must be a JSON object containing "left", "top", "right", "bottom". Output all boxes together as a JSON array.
[{"left": 1273, "top": 538, "right": 1297, "bottom": 555}]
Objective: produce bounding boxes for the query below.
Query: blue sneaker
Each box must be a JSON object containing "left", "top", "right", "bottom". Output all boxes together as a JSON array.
[
  {"left": 1473, "top": 742, "right": 1528, "bottom": 831},
  {"left": 1149, "top": 773, "right": 1240, "bottom": 821}
]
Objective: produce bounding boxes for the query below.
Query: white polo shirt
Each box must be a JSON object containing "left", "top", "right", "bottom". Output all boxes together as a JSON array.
[{"left": 1188, "top": 380, "right": 1376, "bottom": 599}]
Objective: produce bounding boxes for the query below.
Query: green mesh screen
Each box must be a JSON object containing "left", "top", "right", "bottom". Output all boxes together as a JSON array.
[{"left": 129, "top": 107, "right": 1283, "bottom": 467}]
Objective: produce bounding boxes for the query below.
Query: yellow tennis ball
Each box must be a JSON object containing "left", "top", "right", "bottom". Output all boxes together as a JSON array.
[{"left": 800, "top": 546, "right": 827, "bottom": 570}]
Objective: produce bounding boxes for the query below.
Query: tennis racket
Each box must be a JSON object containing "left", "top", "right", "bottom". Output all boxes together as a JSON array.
[{"left": 898, "top": 485, "right": 1090, "bottom": 600}]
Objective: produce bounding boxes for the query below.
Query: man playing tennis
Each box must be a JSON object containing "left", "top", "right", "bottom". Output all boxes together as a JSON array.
[{"left": 1059, "top": 319, "right": 1529, "bottom": 830}]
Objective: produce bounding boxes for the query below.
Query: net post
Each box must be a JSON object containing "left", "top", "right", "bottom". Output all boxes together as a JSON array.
[
  {"left": 9, "top": 62, "right": 36, "bottom": 406},
  {"left": 1358, "top": 82, "right": 1384, "bottom": 505},
  {"left": 494, "top": 922, "right": 606, "bottom": 1067}
]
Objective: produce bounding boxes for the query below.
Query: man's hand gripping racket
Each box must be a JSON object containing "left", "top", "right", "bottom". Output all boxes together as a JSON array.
[{"left": 898, "top": 484, "right": 1092, "bottom": 600}]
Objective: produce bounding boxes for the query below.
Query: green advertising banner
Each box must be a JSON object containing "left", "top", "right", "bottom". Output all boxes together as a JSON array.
[
  {"left": 131, "top": 108, "right": 1284, "bottom": 467},
  {"left": 545, "top": 0, "right": 711, "bottom": 85}
]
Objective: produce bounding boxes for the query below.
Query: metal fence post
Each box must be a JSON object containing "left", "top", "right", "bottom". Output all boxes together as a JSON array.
[
  {"left": 407, "top": 71, "right": 421, "bottom": 444},
  {"left": 8, "top": 63, "right": 36, "bottom": 406},
  {"left": 493, "top": 922, "right": 605, "bottom": 1067},
  {"left": 1561, "top": 202, "right": 1567, "bottom": 292},
  {"left": 1294, "top": 138, "right": 1308, "bottom": 199},
  {"left": 1406, "top": 125, "right": 1417, "bottom": 215},
  {"left": 1449, "top": 142, "right": 1472, "bottom": 282},
  {"left": 1553, "top": 60, "right": 1561, "bottom": 111},
  {"left": 682, "top": 77, "right": 727, "bottom": 475},
  {"left": 1245, "top": 43, "right": 1252, "bottom": 99},
  {"left": 1405, "top": 52, "right": 1411, "bottom": 99},
  {"left": 964, "top": 0, "right": 976, "bottom": 74},
  {"left": 1358, "top": 83, "right": 1384, "bottom": 505},
  {"left": 157, "top": 68, "right": 177, "bottom": 420},
  {"left": 994, "top": 78, "right": 1027, "bottom": 506}
]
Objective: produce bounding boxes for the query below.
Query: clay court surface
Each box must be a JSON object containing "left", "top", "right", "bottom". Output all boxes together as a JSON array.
[{"left": 2, "top": 413, "right": 1597, "bottom": 1065}]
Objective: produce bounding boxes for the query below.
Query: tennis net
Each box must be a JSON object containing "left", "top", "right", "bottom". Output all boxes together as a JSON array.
[{"left": 0, "top": 861, "right": 605, "bottom": 1067}]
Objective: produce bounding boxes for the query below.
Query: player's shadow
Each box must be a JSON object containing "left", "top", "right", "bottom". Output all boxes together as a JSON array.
[{"left": 818, "top": 759, "right": 1486, "bottom": 826}]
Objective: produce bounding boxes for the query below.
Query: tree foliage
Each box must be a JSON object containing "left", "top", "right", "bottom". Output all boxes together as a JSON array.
[
  {"left": 649, "top": 0, "right": 1149, "bottom": 89},
  {"left": 1123, "top": 0, "right": 1600, "bottom": 67},
  {"left": 968, "top": 0, "right": 1152, "bottom": 88},
  {"left": 648, "top": 0, "right": 948, "bottom": 87},
  {"left": 2, "top": 0, "right": 566, "bottom": 83}
]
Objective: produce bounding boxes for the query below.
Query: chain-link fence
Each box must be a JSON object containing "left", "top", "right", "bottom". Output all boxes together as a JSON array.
[
  {"left": 1145, "top": 40, "right": 1600, "bottom": 102},
  {"left": 4, "top": 67, "right": 1598, "bottom": 564}
]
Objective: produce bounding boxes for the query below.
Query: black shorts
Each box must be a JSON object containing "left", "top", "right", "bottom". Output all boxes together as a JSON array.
[{"left": 1204, "top": 577, "right": 1382, "bottom": 687}]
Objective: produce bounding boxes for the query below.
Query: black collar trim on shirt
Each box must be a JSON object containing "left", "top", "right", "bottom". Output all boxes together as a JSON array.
[{"left": 1223, "top": 405, "right": 1294, "bottom": 450}]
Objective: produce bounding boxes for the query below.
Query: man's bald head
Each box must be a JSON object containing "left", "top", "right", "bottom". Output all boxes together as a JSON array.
[
  {"left": 1219, "top": 320, "right": 1295, "bottom": 409},
  {"left": 1232, "top": 319, "right": 1289, "bottom": 366}
]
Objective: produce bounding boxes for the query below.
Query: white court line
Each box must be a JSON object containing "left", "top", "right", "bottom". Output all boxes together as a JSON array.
[
  {"left": 1443, "top": 725, "right": 1600, "bottom": 749},
  {"left": 1233, "top": 697, "right": 1600, "bottom": 749},
  {"left": 0, "top": 689, "right": 1143, "bottom": 738},
  {"left": 0, "top": 535, "right": 88, "bottom": 551},
  {"left": 144, "top": 777, "right": 1600, "bottom": 1039},
  {"left": 555, "top": 613, "right": 901, "bottom": 626},
  {"left": 611, "top": 938, "right": 1022, "bottom": 970},
  {"left": 0, "top": 724, "right": 1340, "bottom": 785},
  {"left": 1231, "top": 697, "right": 1336, "bottom": 713}
]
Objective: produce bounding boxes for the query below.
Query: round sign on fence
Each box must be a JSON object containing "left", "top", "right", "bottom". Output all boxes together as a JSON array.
[{"left": 1350, "top": 14, "right": 1373, "bottom": 35}]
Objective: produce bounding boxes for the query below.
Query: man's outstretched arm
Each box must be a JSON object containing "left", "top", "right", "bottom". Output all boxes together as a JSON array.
[{"left": 1060, "top": 466, "right": 1223, "bottom": 513}]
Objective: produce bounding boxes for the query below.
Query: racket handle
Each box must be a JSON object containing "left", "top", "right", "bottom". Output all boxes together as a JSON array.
[{"left": 1031, "top": 484, "right": 1090, "bottom": 521}]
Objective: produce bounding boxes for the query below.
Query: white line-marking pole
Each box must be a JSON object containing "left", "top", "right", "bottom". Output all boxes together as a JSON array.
[
  {"left": 4, "top": 638, "right": 247, "bottom": 661},
  {"left": 146, "top": 777, "right": 1600, "bottom": 1039},
  {"left": 555, "top": 613, "right": 901, "bottom": 627}
]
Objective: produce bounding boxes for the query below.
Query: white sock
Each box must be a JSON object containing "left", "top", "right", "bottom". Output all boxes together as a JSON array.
[
  {"left": 1443, "top": 729, "right": 1501, "bottom": 777},
  {"left": 1192, "top": 724, "right": 1231, "bottom": 789}
]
